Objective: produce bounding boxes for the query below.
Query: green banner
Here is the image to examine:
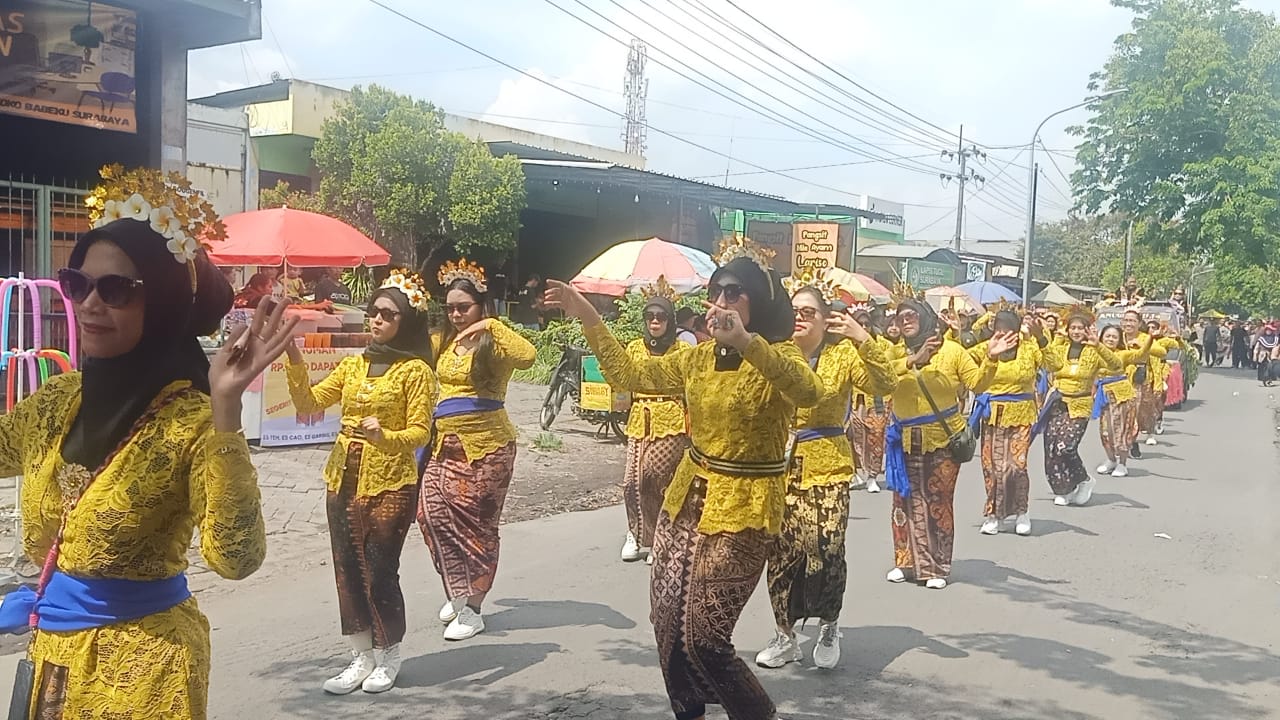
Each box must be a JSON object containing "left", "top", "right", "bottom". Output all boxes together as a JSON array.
[{"left": 905, "top": 259, "right": 957, "bottom": 290}]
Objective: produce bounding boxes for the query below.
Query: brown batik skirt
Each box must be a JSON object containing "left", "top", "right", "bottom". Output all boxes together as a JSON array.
[
  {"left": 848, "top": 398, "right": 889, "bottom": 478},
  {"left": 329, "top": 443, "right": 417, "bottom": 648},
  {"left": 767, "top": 481, "right": 849, "bottom": 628},
  {"left": 623, "top": 434, "right": 690, "bottom": 547},
  {"left": 891, "top": 447, "right": 960, "bottom": 581},
  {"left": 1099, "top": 398, "right": 1137, "bottom": 462},
  {"left": 419, "top": 435, "right": 516, "bottom": 601},
  {"left": 981, "top": 423, "right": 1031, "bottom": 518},
  {"left": 651, "top": 481, "right": 777, "bottom": 720},
  {"left": 1043, "top": 401, "right": 1091, "bottom": 496},
  {"left": 1136, "top": 383, "right": 1161, "bottom": 434}
]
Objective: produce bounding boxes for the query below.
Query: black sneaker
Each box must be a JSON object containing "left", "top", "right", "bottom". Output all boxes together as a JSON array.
[{"left": 1130, "top": 441, "right": 1142, "bottom": 459}]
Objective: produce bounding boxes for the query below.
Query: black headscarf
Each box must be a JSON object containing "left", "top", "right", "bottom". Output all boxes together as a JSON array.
[
  {"left": 708, "top": 257, "right": 793, "bottom": 370},
  {"left": 364, "top": 286, "right": 433, "bottom": 378},
  {"left": 64, "top": 218, "right": 233, "bottom": 469},
  {"left": 898, "top": 297, "right": 939, "bottom": 352},
  {"left": 643, "top": 296, "right": 677, "bottom": 355}
]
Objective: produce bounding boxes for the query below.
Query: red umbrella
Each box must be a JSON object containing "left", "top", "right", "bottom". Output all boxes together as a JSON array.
[{"left": 206, "top": 208, "right": 391, "bottom": 268}]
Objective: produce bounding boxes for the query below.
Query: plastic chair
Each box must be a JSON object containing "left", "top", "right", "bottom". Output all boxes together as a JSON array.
[{"left": 77, "top": 72, "right": 135, "bottom": 113}]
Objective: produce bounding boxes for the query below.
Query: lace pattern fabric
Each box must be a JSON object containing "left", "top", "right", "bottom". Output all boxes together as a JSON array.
[
  {"left": 623, "top": 339, "right": 689, "bottom": 441},
  {"left": 433, "top": 321, "right": 537, "bottom": 462}
]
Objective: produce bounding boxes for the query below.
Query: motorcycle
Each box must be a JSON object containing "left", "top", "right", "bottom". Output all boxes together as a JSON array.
[{"left": 540, "top": 343, "right": 627, "bottom": 438}]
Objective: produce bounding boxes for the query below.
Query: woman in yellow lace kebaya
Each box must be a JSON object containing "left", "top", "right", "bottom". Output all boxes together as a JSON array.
[
  {"left": 284, "top": 269, "right": 436, "bottom": 695},
  {"left": 846, "top": 302, "right": 894, "bottom": 494},
  {"left": 420, "top": 260, "right": 536, "bottom": 642},
  {"left": 1094, "top": 324, "right": 1153, "bottom": 480},
  {"left": 545, "top": 239, "right": 821, "bottom": 720},
  {"left": 967, "top": 310, "right": 1055, "bottom": 538},
  {"left": 755, "top": 278, "right": 895, "bottom": 672},
  {"left": 0, "top": 202, "right": 295, "bottom": 718},
  {"left": 1121, "top": 310, "right": 1169, "bottom": 452},
  {"left": 884, "top": 297, "right": 1008, "bottom": 590},
  {"left": 619, "top": 278, "right": 691, "bottom": 565},
  {"left": 1037, "top": 308, "right": 1115, "bottom": 507}
]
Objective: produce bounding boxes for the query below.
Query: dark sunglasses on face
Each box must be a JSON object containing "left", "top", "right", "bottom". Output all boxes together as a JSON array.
[
  {"left": 644, "top": 311, "right": 669, "bottom": 323},
  {"left": 793, "top": 306, "right": 820, "bottom": 321},
  {"left": 57, "top": 268, "right": 143, "bottom": 308},
  {"left": 367, "top": 307, "right": 402, "bottom": 323},
  {"left": 445, "top": 302, "right": 478, "bottom": 315},
  {"left": 707, "top": 283, "right": 745, "bottom": 304}
]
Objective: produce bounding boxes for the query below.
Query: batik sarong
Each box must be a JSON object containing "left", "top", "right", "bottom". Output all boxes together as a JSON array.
[
  {"left": 1099, "top": 397, "right": 1136, "bottom": 462},
  {"left": 623, "top": 434, "right": 689, "bottom": 547},
  {"left": 891, "top": 446, "right": 959, "bottom": 581},
  {"left": 848, "top": 398, "right": 888, "bottom": 478},
  {"left": 767, "top": 482, "right": 849, "bottom": 627},
  {"left": 981, "top": 423, "right": 1031, "bottom": 518},
  {"left": 1043, "top": 400, "right": 1090, "bottom": 496}
]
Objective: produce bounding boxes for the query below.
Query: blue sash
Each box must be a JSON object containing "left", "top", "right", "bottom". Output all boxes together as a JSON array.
[
  {"left": 433, "top": 397, "right": 504, "bottom": 419},
  {"left": 795, "top": 426, "right": 845, "bottom": 443},
  {"left": 1030, "top": 389, "right": 1063, "bottom": 440},
  {"left": 0, "top": 572, "right": 190, "bottom": 634},
  {"left": 1035, "top": 369, "right": 1050, "bottom": 398},
  {"left": 884, "top": 406, "right": 959, "bottom": 498},
  {"left": 967, "top": 393, "right": 1035, "bottom": 434},
  {"left": 1090, "top": 376, "right": 1128, "bottom": 420}
]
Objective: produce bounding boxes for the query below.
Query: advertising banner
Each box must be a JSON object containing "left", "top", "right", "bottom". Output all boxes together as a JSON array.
[
  {"left": 743, "top": 219, "right": 792, "bottom": 273},
  {"left": 792, "top": 222, "right": 839, "bottom": 275},
  {"left": 259, "top": 347, "right": 363, "bottom": 447},
  {"left": 0, "top": 0, "right": 138, "bottom": 133},
  {"left": 905, "top": 259, "right": 957, "bottom": 290}
]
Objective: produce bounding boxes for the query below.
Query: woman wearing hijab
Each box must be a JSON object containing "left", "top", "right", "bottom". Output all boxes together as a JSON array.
[
  {"left": 846, "top": 303, "right": 894, "bottom": 493},
  {"left": 1094, "top": 324, "right": 1152, "bottom": 479},
  {"left": 284, "top": 269, "right": 436, "bottom": 694},
  {"left": 545, "top": 237, "right": 821, "bottom": 720},
  {"left": 884, "top": 296, "right": 1008, "bottom": 590},
  {"left": 0, "top": 168, "right": 292, "bottom": 718},
  {"left": 619, "top": 276, "right": 691, "bottom": 564},
  {"left": 1037, "top": 307, "right": 1114, "bottom": 506},
  {"left": 755, "top": 275, "right": 895, "bottom": 671},
  {"left": 421, "top": 260, "right": 536, "bottom": 642},
  {"left": 967, "top": 309, "right": 1054, "bottom": 537},
  {"left": 1254, "top": 323, "right": 1279, "bottom": 386}
]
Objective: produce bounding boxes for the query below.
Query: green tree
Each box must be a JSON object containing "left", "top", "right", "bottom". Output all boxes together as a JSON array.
[
  {"left": 312, "top": 85, "right": 527, "bottom": 269},
  {"left": 1028, "top": 213, "right": 1127, "bottom": 287},
  {"left": 258, "top": 180, "right": 324, "bottom": 212}
]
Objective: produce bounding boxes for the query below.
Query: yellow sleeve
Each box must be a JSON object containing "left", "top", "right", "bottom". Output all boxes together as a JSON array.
[
  {"left": 0, "top": 388, "right": 37, "bottom": 477},
  {"left": 967, "top": 341, "right": 989, "bottom": 365},
  {"left": 973, "top": 312, "right": 992, "bottom": 333},
  {"left": 370, "top": 363, "right": 436, "bottom": 455},
  {"left": 626, "top": 338, "right": 650, "bottom": 363},
  {"left": 741, "top": 335, "right": 822, "bottom": 408},
  {"left": 287, "top": 355, "right": 351, "bottom": 415},
  {"left": 1007, "top": 339, "right": 1042, "bottom": 381},
  {"left": 1152, "top": 337, "right": 1177, "bottom": 359},
  {"left": 490, "top": 320, "right": 537, "bottom": 370},
  {"left": 1094, "top": 344, "right": 1120, "bottom": 370},
  {"left": 189, "top": 430, "right": 266, "bottom": 581},
  {"left": 1040, "top": 337, "right": 1065, "bottom": 372},
  {"left": 953, "top": 343, "right": 998, "bottom": 392},
  {"left": 849, "top": 338, "right": 898, "bottom": 397},
  {"left": 583, "top": 321, "right": 684, "bottom": 393}
]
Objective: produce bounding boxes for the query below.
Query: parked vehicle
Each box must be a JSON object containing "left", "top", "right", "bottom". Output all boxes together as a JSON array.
[{"left": 540, "top": 344, "right": 628, "bottom": 438}]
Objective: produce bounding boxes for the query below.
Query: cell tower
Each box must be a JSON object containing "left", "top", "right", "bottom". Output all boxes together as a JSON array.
[{"left": 622, "top": 39, "right": 649, "bottom": 157}]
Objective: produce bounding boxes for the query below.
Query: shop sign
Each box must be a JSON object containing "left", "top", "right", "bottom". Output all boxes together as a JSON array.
[{"left": 259, "top": 347, "right": 364, "bottom": 447}]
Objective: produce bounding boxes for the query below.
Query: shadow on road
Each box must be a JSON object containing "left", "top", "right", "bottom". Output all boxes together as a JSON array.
[
  {"left": 484, "top": 597, "right": 638, "bottom": 634},
  {"left": 1027, "top": 518, "right": 1101, "bottom": 537},
  {"left": 1086, "top": 492, "right": 1151, "bottom": 509},
  {"left": 396, "top": 642, "right": 564, "bottom": 687}
]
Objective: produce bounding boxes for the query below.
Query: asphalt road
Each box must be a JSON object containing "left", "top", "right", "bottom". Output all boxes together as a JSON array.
[{"left": 7, "top": 368, "right": 1274, "bottom": 720}]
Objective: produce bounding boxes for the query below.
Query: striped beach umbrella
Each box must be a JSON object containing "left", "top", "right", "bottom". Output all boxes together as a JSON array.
[{"left": 571, "top": 238, "right": 717, "bottom": 297}]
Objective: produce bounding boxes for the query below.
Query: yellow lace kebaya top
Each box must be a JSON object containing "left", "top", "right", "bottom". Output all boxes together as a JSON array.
[
  {"left": 1045, "top": 339, "right": 1120, "bottom": 418},
  {"left": 888, "top": 340, "right": 997, "bottom": 453},
  {"left": 1102, "top": 344, "right": 1150, "bottom": 403},
  {"left": 623, "top": 338, "right": 691, "bottom": 441},
  {"left": 583, "top": 322, "right": 821, "bottom": 535},
  {"left": 793, "top": 338, "right": 896, "bottom": 490},
  {"left": 433, "top": 320, "right": 537, "bottom": 461},
  {"left": 0, "top": 375, "right": 265, "bottom": 720},
  {"left": 1148, "top": 336, "right": 1179, "bottom": 390},
  {"left": 286, "top": 355, "right": 436, "bottom": 498},
  {"left": 851, "top": 336, "right": 896, "bottom": 410},
  {"left": 966, "top": 337, "right": 1050, "bottom": 428}
]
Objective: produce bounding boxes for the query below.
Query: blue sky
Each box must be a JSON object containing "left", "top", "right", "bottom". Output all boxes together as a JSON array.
[{"left": 188, "top": 0, "right": 1280, "bottom": 254}]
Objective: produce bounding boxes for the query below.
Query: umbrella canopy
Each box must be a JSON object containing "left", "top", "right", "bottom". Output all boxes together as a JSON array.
[
  {"left": 823, "top": 267, "right": 891, "bottom": 302},
  {"left": 924, "top": 286, "right": 983, "bottom": 315},
  {"left": 1030, "top": 281, "right": 1077, "bottom": 307},
  {"left": 207, "top": 208, "right": 392, "bottom": 268},
  {"left": 570, "top": 238, "right": 716, "bottom": 297},
  {"left": 957, "top": 280, "right": 1021, "bottom": 304},
  {"left": 1200, "top": 309, "right": 1228, "bottom": 319}
]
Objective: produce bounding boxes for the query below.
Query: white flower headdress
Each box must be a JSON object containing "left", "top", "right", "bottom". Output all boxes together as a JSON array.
[
  {"left": 381, "top": 268, "right": 430, "bottom": 311},
  {"left": 781, "top": 268, "right": 840, "bottom": 304},
  {"left": 437, "top": 258, "right": 488, "bottom": 293}
]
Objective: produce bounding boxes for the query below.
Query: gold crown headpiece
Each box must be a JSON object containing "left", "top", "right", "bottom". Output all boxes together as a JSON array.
[
  {"left": 781, "top": 268, "right": 840, "bottom": 305},
  {"left": 1059, "top": 303, "right": 1097, "bottom": 327},
  {"left": 381, "top": 268, "right": 430, "bottom": 312},
  {"left": 714, "top": 234, "right": 775, "bottom": 274},
  {"left": 84, "top": 164, "right": 225, "bottom": 295},
  {"left": 887, "top": 281, "right": 922, "bottom": 308},
  {"left": 437, "top": 259, "right": 488, "bottom": 293},
  {"left": 639, "top": 274, "right": 678, "bottom": 302},
  {"left": 988, "top": 299, "right": 1021, "bottom": 316}
]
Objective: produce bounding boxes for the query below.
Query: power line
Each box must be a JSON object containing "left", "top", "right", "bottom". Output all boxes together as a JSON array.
[
  {"left": 687, "top": 154, "right": 941, "bottom": 180},
  {"left": 262, "top": 14, "right": 296, "bottom": 79},
  {"left": 360, "top": 0, "right": 883, "bottom": 201},
  {"left": 1039, "top": 139, "right": 1077, "bottom": 205},
  {"left": 908, "top": 208, "right": 958, "bottom": 238},
  {"left": 965, "top": 208, "right": 1012, "bottom": 239},
  {"left": 307, "top": 65, "right": 501, "bottom": 82}
]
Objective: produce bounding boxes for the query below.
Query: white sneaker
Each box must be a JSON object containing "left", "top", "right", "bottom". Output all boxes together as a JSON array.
[
  {"left": 925, "top": 578, "right": 948, "bottom": 590},
  {"left": 886, "top": 568, "right": 907, "bottom": 583},
  {"left": 361, "top": 645, "right": 401, "bottom": 694},
  {"left": 1072, "top": 479, "right": 1096, "bottom": 505},
  {"left": 980, "top": 516, "right": 1000, "bottom": 535},
  {"left": 850, "top": 473, "right": 868, "bottom": 491},
  {"left": 644, "top": 550, "right": 654, "bottom": 566},
  {"left": 322, "top": 650, "right": 375, "bottom": 695},
  {"left": 1015, "top": 514, "right": 1032, "bottom": 536},
  {"left": 1097, "top": 460, "right": 1116, "bottom": 474},
  {"left": 1053, "top": 495, "right": 1070, "bottom": 506},
  {"left": 1155, "top": 421, "right": 1165, "bottom": 436},
  {"left": 755, "top": 630, "right": 801, "bottom": 668},
  {"left": 1111, "top": 464, "right": 1129, "bottom": 478},
  {"left": 438, "top": 597, "right": 462, "bottom": 624},
  {"left": 867, "top": 478, "right": 881, "bottom": 493},
  {"left": 620, "top": 531, "right": 641, "bottom": 562},
  {"left": 444, "top": 605, "right": 485, "bottom": 641},
  {"left": 1145, "top": 436, "right": 1158, "bottom": 446},
  {"left": 812, "top": 622, "right": 841, "bottom": 669}
]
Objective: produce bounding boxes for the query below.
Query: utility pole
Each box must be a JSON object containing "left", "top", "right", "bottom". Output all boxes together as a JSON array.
[
  {"left": 622, "top": 39, "right": 649, "bottom": 157},
  {"left": 940, "top": 125, "right": 986, "bottom": 251},
  {"left": 1123, "top": 218, "right": 1134, "bottom": 280}
]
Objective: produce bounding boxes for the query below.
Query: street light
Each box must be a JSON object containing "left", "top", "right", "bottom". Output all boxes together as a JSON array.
[
  {"left": 1187, "top": 264, "right": 1215, "bottom": 315},
  {"left": 1021, "top": 88, "right": 1129, "bottom": 305}
]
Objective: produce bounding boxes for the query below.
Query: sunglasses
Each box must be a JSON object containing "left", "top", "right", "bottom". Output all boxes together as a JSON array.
[
  {"left": 367, "top": 307, "right": 402, "bottom": 323},
  {"left": 707, "top": 283, "right": 745, "bottom": 304},
  {"left": 644, "top": 311, "right": 669, "bottom": 323},
  {"left": 445, "top": 302, "right": 478, "bottom": 315},
  {"left": 57, "top": 268, "right": 143, "bottom": 308},
  {"left": 793, "top": 306, "right": 820, "bottom": 321}
]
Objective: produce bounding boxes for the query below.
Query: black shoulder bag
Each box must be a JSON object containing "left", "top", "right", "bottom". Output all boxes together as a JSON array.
[{"left": 913, "top": 369, "right": 977, "bottom": 464}]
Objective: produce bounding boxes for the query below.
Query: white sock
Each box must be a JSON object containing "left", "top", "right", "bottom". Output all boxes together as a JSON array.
[{"left": 347, "top": 629, "right": 373, "bottom": 653}]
